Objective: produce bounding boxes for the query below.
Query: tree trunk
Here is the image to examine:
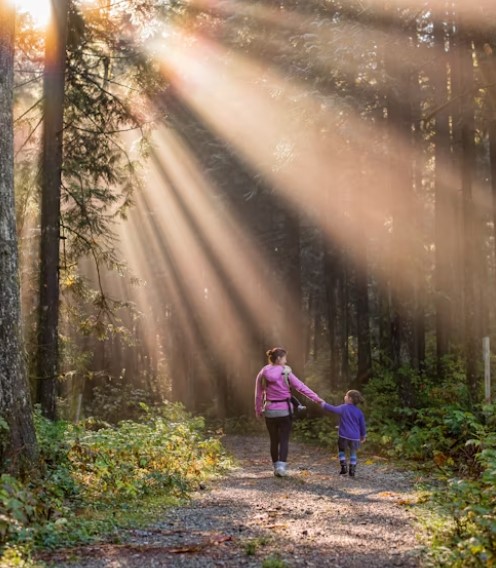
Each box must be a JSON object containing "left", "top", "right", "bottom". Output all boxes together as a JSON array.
[
  {"left": 479, "top": 44, "right": 496, "bottom": 310},
  {"left": 457, "top": 28, "right": 479, "bottom": 400},
  {"left": 490, "top": 121, "right": 496, "bottom": 289},
  {"left": 284, "top": 211, "right": 305, "bottom": 376},
  {"left": 36, "top": 0, "right": 69, "bottom": 419},
  {"left": 339, "top": 261, "right": 349, "bottom": 383},
  {"left": 383, "top": 14, "right": 416, "bottom": 404},
  {"left": 353, "top": 163, "right": 372, "bottom": 387},
  {"left": 324, "top": 245, "right": 337, "bottom": 386},
  {"left": 411, "top": 52, "right": 426, "bottom": 374},
  {"left": 433, "top": 16, "right": 455, "bottom": 378},
  {"left": 355, "top": 264, "right": 372, "bottom": 387},
  {"left": 325, "top": 243, "right": 348, "bottom": 387},
  {"left": 0, "top": 0, "right": 38, "bottom": 472}
]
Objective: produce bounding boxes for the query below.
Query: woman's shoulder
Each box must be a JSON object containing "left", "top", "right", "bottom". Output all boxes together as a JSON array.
[{"left": 262, "top": 364, "right": 282, "bottom": 377}]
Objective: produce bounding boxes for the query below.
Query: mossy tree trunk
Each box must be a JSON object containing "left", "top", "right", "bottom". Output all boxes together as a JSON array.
[{"left": 0, "top": 0, "right": 38, "bottom": 472}]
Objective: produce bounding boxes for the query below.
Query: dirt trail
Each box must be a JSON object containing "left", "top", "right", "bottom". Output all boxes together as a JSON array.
[{"left": 40, "top": 435, "right": 424, "bottom": 567}]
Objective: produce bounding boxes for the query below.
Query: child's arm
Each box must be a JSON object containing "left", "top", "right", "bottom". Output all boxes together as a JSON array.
[
  {"left": 320, "top": 402, "right": 344, "bottom": 415},
  {"left": 359, "top": 412, "right": 366, "bottom": 441}
]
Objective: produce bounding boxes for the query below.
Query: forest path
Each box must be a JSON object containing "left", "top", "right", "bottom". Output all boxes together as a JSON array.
[{"left": 40, "top": 435, "right": 425, "bottom": 567}]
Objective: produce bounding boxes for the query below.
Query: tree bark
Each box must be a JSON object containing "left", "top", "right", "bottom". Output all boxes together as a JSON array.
[
  {"left": 433, "top": 15, "right": 455, "bottom": 378},
  {"left": 325, "top": 244, "right": 348, "bottom": 386},
  {"left": 355, "top": 264, "right": 372, "bottom": 387},
  {"left": 457, "top": 27, "right": 479, "bottom": 400},
  {"left": 353, "top": 162, "right": 372, "bottom": 387},
  {"left": 411, "top": 52, "right": 426, "bottom": 374},
  {"left": 479, "top": 44, "right": 496, "bottom": 307},
  {"left": 490, "top": 121, "right": 496, "bottom": 286},
  {"left": 0, "top": 0, "right": 38, "bottom": 471},
  {"left": 383, "top": 13, "right": 416, "bottom": 404},
  {"left": 36, "top": 0, "right": 69, "bottom": 419},
  {"left": 284, "top": 211, "right": 305, "bottom": 376}
]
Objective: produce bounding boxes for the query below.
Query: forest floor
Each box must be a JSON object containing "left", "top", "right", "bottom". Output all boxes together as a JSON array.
[{"left": 37, "top": 435, "right": 426, "bottom": 568}]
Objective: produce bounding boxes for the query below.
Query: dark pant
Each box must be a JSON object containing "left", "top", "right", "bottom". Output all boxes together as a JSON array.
[
  {"left": 265, "top": 416, "right": 292, "bottom": 462},
  {"left": 338, "top": 436, "right": 360, "bottom": 465}
]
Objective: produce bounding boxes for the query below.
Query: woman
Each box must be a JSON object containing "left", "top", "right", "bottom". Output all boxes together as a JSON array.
[{"left": 255, "top": 347, "right": 324, "bottom": 477}]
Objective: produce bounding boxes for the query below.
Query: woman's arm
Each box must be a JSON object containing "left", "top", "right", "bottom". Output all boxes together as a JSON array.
[
  {"left": 254, "top": 370, "right": 265, "bottom": 417},
  {"left": 289, "top": 373, "right": 324, "bottom": 404}
]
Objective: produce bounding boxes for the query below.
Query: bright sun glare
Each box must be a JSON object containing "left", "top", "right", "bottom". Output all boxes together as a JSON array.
[{"left": 16, "top": 0, "right": 51, "bottom": 28}]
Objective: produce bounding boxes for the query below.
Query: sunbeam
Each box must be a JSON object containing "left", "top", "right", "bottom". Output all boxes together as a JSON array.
[
  {"left": 108, "top": 122, "right": 315, "bottom": 408},
  {"left": 150, "top": 28, "right": 414, "bottom": 272},
  {"left": 16, "top": 0, "right": 51, "bottom": 27}
]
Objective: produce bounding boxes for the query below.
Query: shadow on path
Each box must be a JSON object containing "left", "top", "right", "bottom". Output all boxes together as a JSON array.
[{"left": 40, "top": 434, "right": 424, "bottom": 568}]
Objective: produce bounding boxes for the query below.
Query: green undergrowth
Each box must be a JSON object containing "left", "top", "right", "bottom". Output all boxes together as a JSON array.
[
  {"left": 361, "top": 365, "right": 496, "bottom": 567},
  {"left": 0, "top": 403, "right": 231, "bottom": 566},
  {"left": 415, "top": 422, "right": 496, "bottom": 568}
]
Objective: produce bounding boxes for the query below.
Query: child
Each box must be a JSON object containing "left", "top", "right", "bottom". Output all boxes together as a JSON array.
[{"left": 321, "top": 390, "right": 366, "bottom": 477}]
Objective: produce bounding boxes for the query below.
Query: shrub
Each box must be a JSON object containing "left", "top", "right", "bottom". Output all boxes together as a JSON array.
[
  {"left": 0, "top": 402, "right": 228, "bottom": 557},
  {"left": 423, "top": 406, "right": 496, "bottom": 566}
]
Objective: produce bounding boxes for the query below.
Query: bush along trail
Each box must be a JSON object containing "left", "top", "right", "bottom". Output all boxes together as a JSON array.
[{"left": 33, "top": 434, "right": 424, "bottom": 568}]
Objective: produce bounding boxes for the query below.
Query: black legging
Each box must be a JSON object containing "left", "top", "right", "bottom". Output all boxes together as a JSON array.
[{"left": 265, "top": 415, "right": 292, "bottom": 462}]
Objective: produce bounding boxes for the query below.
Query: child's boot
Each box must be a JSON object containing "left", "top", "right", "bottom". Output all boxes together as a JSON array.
[
  {"left": 274, "top": 462, "right": 282, "bottom": 476},
  {"left": 349, "top": 464, "right": 356, "bottom": 477},
  {"left": 339, "top": 462, "right": 348, "bottom": 475}
]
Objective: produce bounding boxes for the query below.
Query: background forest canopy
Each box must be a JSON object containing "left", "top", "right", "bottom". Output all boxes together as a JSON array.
[{"left": 9, "top": 0, "right": 496, "bottom": 424}]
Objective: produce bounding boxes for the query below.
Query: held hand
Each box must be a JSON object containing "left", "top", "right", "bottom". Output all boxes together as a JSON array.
[
  {"left": 360, "top": 437, "right": 366, "bottom": 443},
  {"left": 320, "top": 401, "right": 327, "bottom": 407}
]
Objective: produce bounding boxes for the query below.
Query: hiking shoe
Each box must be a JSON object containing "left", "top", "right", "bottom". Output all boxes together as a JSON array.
[{"left": 276, "top": 462, "right": 288, "bottom": 477}]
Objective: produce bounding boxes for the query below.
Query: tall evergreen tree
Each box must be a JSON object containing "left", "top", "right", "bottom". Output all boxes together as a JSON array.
[
  {"left": 433, "top": 14, "right": 455, "bottom": 378},
  {"left": 0, "top": 0, "right": 38, "bottom": 471},
  {"left": 36, "top": 0, "right": 69, "bottom": 419},
  {"left": 458, "top": 24, "right": 479, "bottom": 400}
]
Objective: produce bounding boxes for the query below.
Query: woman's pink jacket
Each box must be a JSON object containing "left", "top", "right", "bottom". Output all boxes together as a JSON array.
[{"left": 255, "top": 364, "right": 323, "bottom": 417}]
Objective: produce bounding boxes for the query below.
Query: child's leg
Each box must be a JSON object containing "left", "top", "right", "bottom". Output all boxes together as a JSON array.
[
  {"left": 350, "top": 443, "right": 358, "bottom": 467},
  {"left": 349, "top": 441, "right": 360, "bottom": 477},
  {"left": 337, "top": 437, "right": 347, "bottom": 474}
]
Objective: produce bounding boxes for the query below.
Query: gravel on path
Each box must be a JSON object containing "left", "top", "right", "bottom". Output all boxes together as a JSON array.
[{"left": 39, "top": 435, "right": 425, "bottom": 568}]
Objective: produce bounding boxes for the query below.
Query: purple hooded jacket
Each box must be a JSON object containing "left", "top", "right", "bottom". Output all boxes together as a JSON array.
[
  {"left": 255, "top": 365, "right": 323, "bottom": 417},
  {"left": 321, "top": 402, "right": 366, "bottom": 441}
]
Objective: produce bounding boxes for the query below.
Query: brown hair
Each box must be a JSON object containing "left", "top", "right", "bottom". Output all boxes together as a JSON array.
[
  {"left": 266, "top": 347, "right": 287, "bottom": 364},
  {"left": 346, "top": 390, "right": 364, "bottom": 405}
]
